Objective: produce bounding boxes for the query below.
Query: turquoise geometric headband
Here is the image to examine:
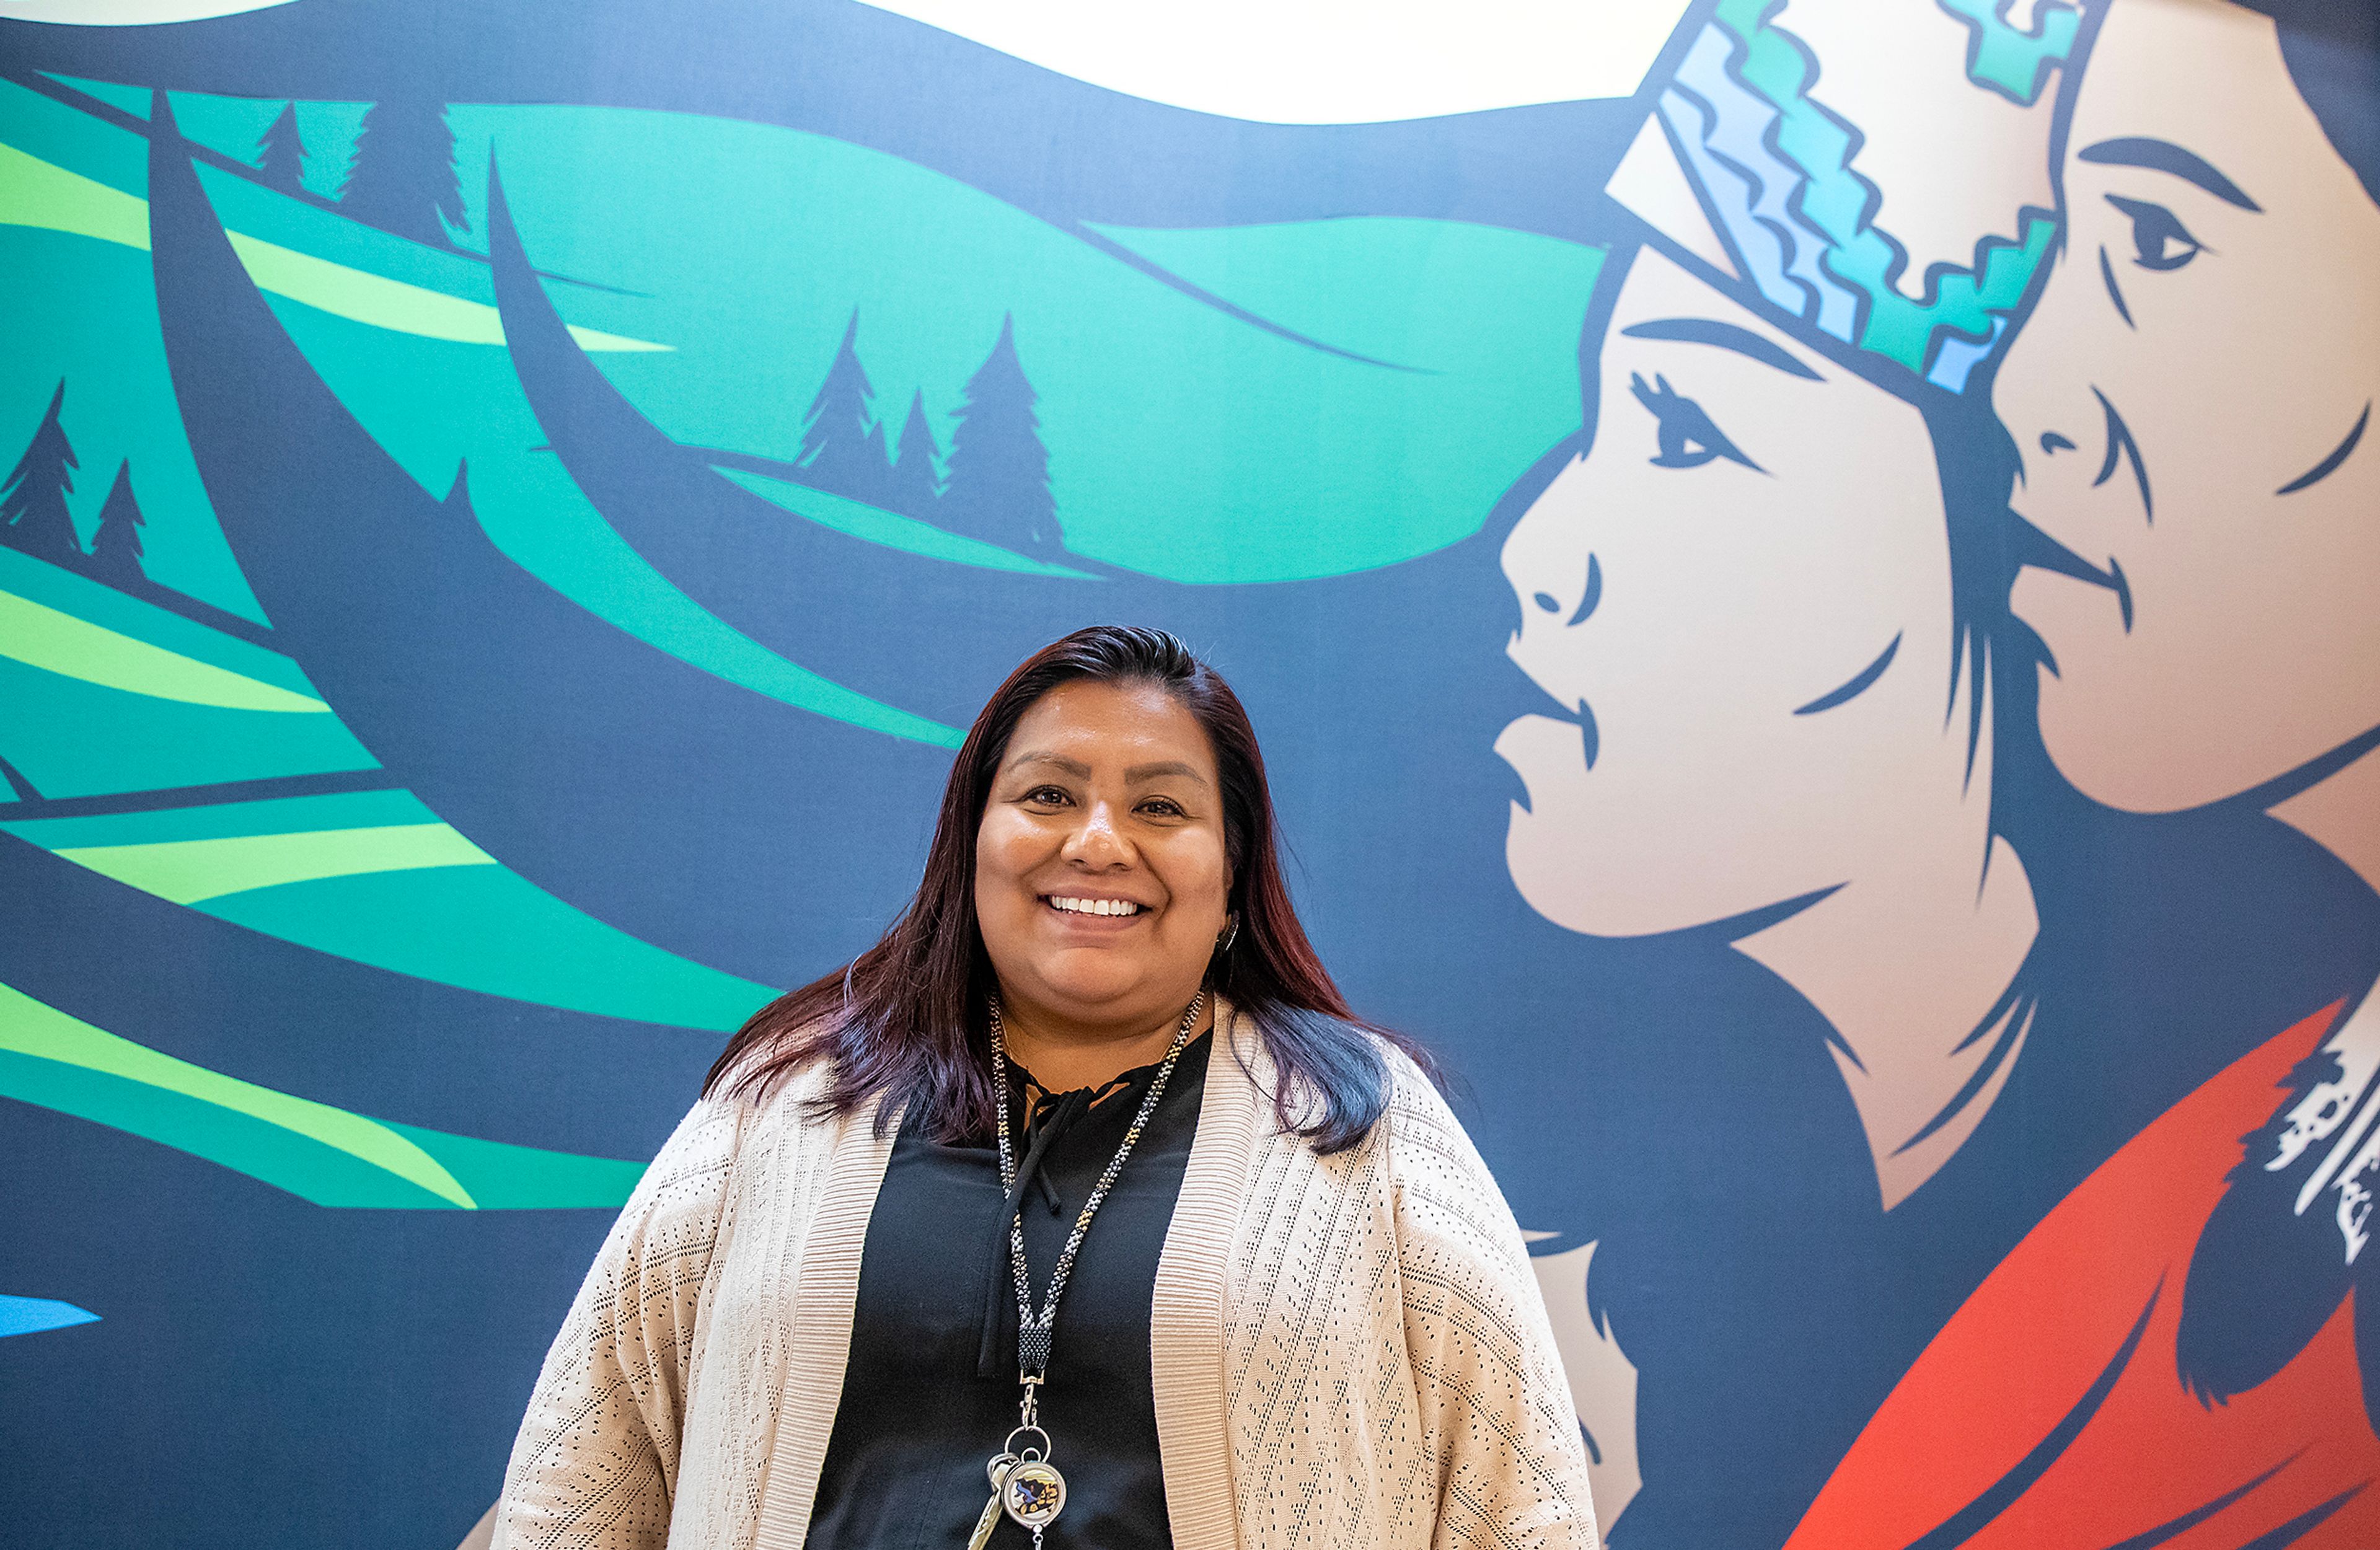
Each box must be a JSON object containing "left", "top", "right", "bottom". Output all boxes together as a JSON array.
[{"left": 1626, "top": 0, "right": 2091, "bottom": 392}]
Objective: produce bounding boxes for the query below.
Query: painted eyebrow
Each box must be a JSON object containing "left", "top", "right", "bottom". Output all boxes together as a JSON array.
[
  {"left": 1620, "top": 317, "right": 1823, "bottom": 381},
  {"left": 2078, "top": 137, "right": 2262, "bottom": 211}
]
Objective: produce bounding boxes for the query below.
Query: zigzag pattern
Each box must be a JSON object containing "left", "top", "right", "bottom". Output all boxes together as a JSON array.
[{"left": 1667, "top": 0, "right": 2076, "bottom": 382}]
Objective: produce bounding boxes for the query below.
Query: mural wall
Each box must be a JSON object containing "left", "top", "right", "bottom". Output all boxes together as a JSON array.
[{"left": 2, "top": 1, "right": 2375, "bottom": 1544}]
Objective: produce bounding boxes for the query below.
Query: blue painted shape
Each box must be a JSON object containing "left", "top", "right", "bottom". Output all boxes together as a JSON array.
[{"left": 0, "top": 1293, "right": 101, "bottom": 1338}]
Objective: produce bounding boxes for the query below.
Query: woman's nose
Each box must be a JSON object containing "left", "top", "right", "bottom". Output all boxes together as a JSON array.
[{"left": 1064, "top": 803, "right": 1130, "bottom": 865}]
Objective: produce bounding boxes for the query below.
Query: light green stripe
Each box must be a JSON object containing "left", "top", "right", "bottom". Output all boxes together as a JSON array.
[
  {"left": 717, "top": 465, "right": 1102, "bottom": 579},
  {"left": 226, "top": 230, "right": 668, "bottom": 353},
  {"left": 0, "top": 788, "right": 433, "bottom": 851},
  {"left": 0, "top": 547, "right": 300, "bottom": 695},
  {"left": 0, "top": 982, "right": 475, "bottom": 1207},
  {"left": 0, "top": 588, "right": 330, "bottom": 712},
  {"left": 0, "top": 140, "right": 665, "bottom": 353},
  {"left": 55, "top": 822, "right": 496, "bottom": 905}
]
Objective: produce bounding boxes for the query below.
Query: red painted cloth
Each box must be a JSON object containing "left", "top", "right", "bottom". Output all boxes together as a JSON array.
[{"left": 1785, "top": 1004, "right": 2378, "bottom": 1549}]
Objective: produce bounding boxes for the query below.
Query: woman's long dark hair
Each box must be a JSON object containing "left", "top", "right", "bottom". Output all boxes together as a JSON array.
[{"left": 705, "top": 623, "right": 1429, "bottom": 1153}]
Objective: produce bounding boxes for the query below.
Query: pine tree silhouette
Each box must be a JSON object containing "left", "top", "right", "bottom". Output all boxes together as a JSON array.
[
  {"left": 941, "top": 314, "right": 1059, "bottom": 551},
  {"left": 886, "top": 389, "right": 943, "bottom": 518},
  {"left": 86, "top": 461, "right": 147, "bottom": 586},
  {"left": 338, "top": 100, "right": 467, "bottom": 245},
  {"left": 255, "top": 102, "right": 309, "bottom": 196},
  {"left": 798, "top": 309, "right": 892, "bottom": 505},
  {"left": 1, "top": 381, "right": 82, "bottom": 565}
]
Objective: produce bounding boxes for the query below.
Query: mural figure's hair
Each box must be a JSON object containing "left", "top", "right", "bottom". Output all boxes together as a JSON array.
[
  {"left": 2236, "top": 0, "right": 2380, "bottom": 207},
  {"left": 706, "top": 623, "right": 1432, "bottom": 1153}
]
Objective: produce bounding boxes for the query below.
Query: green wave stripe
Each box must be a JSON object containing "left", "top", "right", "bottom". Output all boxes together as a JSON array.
[
  {"left": 0, "top": 136, "right": 664, "bottom": 353},
  {"left": 0, "top": 982, "right": 648, "bottom": 1209},
  {"left": 53, "top": 822, "right": 496, "bottom": 905},
  {"left": 0, "top": 548, "right": 307, "bottom": 696},
  {"left": 1, "top": 790, "right": 779, "bottom": 1031},
  {"left": 0, "top": 787, "right": 436, "bottom": 850},
  {"left": 716, "top": 466, "right": 1103, "bottom": 579},
  {"left": 0, "top": 586, "right": 329, "bottom": 712}
]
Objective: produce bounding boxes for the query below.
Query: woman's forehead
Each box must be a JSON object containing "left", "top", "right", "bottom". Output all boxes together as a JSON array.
[{"left": 1007, "top": 681, "right": 1216, "bottom": 770}]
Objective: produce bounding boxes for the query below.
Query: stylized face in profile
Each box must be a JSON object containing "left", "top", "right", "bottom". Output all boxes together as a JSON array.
[
  {"left": 1496, "top": 245, "right": 1977, "bottom": 937},
  {"left": 1994, "top": 0, "right": 2380, "bottom": 811}
]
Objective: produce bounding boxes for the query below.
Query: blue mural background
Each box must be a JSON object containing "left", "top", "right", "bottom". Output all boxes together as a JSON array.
[{"left": 4, "top": 1, "right": 2378, "bottom": 1546}]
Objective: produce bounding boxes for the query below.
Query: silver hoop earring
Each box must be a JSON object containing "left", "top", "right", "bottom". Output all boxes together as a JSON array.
[{"left": 1216, "top": 916, "right": 1239, "bottom": 954}]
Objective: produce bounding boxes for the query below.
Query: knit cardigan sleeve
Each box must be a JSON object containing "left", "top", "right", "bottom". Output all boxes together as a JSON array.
[
  {"left": 1384, "top": 1057, "right": 1603, "bottom": 1550},
  {"left": 490, "top": 1095, "right": 752, "bottom": 1550}
]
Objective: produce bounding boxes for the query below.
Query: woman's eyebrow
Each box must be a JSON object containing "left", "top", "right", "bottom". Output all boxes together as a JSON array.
[
  {"left": 1126, "top": 759, "right": 1209, "bottom": 786},
  {"left": 2078, "top": 137, "right": 2262, "bottom": 211},
  {"left": 1620, "top": 317, "right": 1823, "bottom": 381},
  {"left": 1011, "top": 751, "right": 1091, "bottom": 777}
]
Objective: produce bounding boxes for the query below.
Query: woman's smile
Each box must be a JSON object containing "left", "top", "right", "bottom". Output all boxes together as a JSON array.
[{"left": 1040, "top": 891, "right": 1153, "bottom": 923}]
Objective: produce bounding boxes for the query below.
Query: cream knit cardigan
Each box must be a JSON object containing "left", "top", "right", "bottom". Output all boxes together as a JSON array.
[{"left": 491, "top": 1008, "right": 1599, "bottom": 1550}]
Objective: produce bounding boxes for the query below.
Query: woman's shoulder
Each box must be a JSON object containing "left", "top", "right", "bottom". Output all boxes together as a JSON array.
[
  {"left": 1214, "top": 998, "right": 1459, "bottom": 1163},
  {"left": 645, "top": 1057, "right": 846, "bottom": 1186}
]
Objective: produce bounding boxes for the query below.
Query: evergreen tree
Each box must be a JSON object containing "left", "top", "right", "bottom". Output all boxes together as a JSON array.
[
  {"left": 255, "top": 101, "right": 309, "bottom": 195},
  {"left": 86, "top": 461, "right": 147, "bottom": 586},
  {"left": 338, "top": 99, "right": 467, "bottom": 245},
  {"left": 798, "top": 309, "right": 891, "bottom": 505},
  {"left": 1, "top": 381, "right": 81, "bottom": 565},
  {"left": 940, "top": 314, "right": 1059, "bottom": 551},
  {"left": 886, "top": 389, "right": 943, "bottom": 518}
]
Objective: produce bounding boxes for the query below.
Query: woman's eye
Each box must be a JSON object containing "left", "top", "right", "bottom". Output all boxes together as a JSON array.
[
  {"left": 2105, "top": 195, "right": 2203, "bottom": 272},
  {"left": 1629, "top": 372, "right": 1765, "bottom": 473},
  {"left": 1139, "top": 798, "right": 1185, "bottom": 819},
  {"left": 1023, "top": 786, "right": 1070, "bottom": 807}
]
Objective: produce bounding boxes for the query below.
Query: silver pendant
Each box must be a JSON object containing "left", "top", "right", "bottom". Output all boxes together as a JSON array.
[{"left": 1002, "top": 1458, "right": 1067, "bottom": 1530}]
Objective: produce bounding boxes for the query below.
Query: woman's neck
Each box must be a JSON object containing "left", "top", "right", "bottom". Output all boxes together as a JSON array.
[
  {"left": 995, "top": 990, "right": 1214, "bottom": 1094},
  {"left": 1736, "top": 811, "right": 2040, "bottom": 1213}
]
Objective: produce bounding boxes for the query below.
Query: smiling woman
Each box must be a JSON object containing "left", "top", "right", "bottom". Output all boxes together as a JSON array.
[{"left": 490, "top": 625, "right": 1600, "bottom": 1550}]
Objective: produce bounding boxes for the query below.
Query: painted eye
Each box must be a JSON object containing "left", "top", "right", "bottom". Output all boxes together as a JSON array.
[
  {"left": 2105, "top": 195, "right": 2203, "bottom": 272},
  {"left": 1628, "top": 372, "right": 1765, "bottom": 473}
]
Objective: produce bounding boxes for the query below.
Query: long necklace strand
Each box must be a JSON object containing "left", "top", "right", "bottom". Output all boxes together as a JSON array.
[{"left": 990, "top": 989, "right": 1205, "bottom": 1376}]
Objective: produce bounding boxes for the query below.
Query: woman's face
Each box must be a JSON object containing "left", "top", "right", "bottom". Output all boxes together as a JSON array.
[
  {"left": 1497, "top": 245, "right": 1971, "bottom": 936},
  {"left": 974, "top": 679, "right": 1232, "bottom": 1029},
  {"left": 1993, "top": 0, "right": 2380, "bottom": 812}
]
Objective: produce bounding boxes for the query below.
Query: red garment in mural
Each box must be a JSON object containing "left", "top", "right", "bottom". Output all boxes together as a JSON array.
[{"left": 1786, "top": 1005, "right": 2378, "bottom": 1549}]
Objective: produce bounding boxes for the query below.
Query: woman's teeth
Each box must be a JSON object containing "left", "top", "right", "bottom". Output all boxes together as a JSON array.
[{"left": 1047, "top": 896, "right": 1144, "bottom": 917}]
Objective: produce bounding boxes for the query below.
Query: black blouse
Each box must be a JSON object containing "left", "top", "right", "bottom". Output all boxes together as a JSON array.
[{"left": 806, "top": 1032, "right": 1214, "bottom": 1550}]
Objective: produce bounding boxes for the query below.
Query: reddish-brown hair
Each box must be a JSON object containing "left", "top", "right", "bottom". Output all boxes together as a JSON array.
[{"left": 705, "top": 624, "right": 1429, "bottom": 1153}]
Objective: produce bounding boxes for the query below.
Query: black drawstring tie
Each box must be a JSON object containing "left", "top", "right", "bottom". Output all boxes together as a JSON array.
[{"left": 976, "top": 1085, "right": 1088, "bottom": 1377}]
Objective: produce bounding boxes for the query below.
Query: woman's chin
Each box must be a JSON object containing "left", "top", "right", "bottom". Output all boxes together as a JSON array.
[{"left": 1012, "top": 962, "right": 1191, "bottom": 1024}]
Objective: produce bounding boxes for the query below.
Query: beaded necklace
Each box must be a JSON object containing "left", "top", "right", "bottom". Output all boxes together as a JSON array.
[{"left": 966, "top": 989, "right": 1206, "bottom": 1549}]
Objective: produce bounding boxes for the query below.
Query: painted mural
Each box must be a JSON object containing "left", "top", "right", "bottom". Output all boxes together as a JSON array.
[{"left": 1, "top": 1, "right": 2374, "bottom": 1545}]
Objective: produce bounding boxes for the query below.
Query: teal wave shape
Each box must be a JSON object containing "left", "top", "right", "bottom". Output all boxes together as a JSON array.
[
  {"left": 0, "top": 1294, "right": 101, "bottom": 1339},
  {"left": 0, "top": 981, "right": 651, "bottom": 1209}
]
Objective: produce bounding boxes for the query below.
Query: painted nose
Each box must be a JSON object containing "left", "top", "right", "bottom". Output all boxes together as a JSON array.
[{"left": 1530, "top": 553, "right": 1602, "bottom": 628}]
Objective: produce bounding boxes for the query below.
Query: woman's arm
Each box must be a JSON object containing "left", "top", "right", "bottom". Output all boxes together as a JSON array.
[
  {"left": 490, "top": 1097, "right": 751, "bottom": 1550},
  {"left": 1385, "top": 1058, "right": 1603, "bottom": 1550}
]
